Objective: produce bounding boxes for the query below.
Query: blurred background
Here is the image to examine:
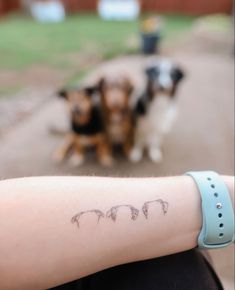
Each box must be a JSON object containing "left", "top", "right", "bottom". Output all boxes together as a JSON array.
[{"left": 0, "top": 0, "right": 234, "bottom": 289}]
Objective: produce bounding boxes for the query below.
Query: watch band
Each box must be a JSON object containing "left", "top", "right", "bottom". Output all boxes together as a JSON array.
[{"left": 186, "top": 171, "right": 234, "bottom": 249}]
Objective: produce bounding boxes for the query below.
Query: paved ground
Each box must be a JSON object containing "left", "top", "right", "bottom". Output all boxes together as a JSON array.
[{"left": 0, "top": 36, "right": 234, "bottom": 289}]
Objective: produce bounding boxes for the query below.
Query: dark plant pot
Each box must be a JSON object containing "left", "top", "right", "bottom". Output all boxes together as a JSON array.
[{"left": 141, "top": 33, "right": 161, "bottom": 55}]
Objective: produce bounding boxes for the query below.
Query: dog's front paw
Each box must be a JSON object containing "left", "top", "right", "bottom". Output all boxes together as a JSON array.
[
  {"left": 129, "top": 148, "right": 143, "bottom": 163},
  {"left": 148, "top": 148, "right": 163, "bottom": 163},
  {"left": 99, "top": 155, "right": 114, "bottom": 167},
  {"left": 53, "top": 151, "right": 65, "bottom": 164},
  {"left": 69, "top": 154, "right": 85, "bottom": 167}
]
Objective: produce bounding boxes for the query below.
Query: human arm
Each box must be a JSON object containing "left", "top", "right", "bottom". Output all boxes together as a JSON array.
[{"left": 0, "top": 175, "right": 234, "bottom": 290}]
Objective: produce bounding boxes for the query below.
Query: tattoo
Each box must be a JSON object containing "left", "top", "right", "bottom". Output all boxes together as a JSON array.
[
  {"left": 106, "top": 205, "right": 139, "bottom": 222},
  {"left": 142, "top": 199, "right": 169, "bottom": 219},
  {"left": 71, "top": 209, "right": 105, "bottom": 228},
  {"left": 71, "top": 199, "right": 169, "bottom": 229}
]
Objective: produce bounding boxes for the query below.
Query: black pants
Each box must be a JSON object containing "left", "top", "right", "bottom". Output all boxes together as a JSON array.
[{"left": 51, "top": 249, "right": 223, "bottom": 290}]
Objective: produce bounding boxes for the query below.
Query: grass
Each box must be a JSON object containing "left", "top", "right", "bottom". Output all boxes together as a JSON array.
[
  {"left": 0, "top": 13, "right": 197, "bottom": 70},
  {"left": 0, "top": 13, "right": 137, "bottom": 70},
  {"left": 195, "top": 14, "right": 233, "bottom": 33},
  {"left": 162, "top": 14, "right": 197, "bottom": 39}
]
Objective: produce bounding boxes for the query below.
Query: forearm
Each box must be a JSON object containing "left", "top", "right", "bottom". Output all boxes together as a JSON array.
[{"left": 0, "top": 176, "right": 233, "bottom": 290}]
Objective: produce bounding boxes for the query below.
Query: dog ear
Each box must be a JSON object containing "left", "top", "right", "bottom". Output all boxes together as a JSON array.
[
  {"left": 84, "top": 86, "right": 99, "bottom": 96},
  {"left": 57, "top": 89, "right": 68, "bottom": 99},
  {"left": 145, "top": 66, "right": 159, "bottom": 80},
  {"left": 171, "top": 67, "right": 185, "bottom": 83},
  {"left": 96, "top": 77, "right": 106, "bottom": 92}
]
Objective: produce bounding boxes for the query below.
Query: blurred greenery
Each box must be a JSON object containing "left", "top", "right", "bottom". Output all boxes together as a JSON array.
[
  {"left": 0, "top": 13, "right": 196, "bottom": 70},
  {"left": 162, "top": 14, "right": 197, "bottom": 39},
  {"left": 195, "top": 14, "right": 232, "bottom": 33}
]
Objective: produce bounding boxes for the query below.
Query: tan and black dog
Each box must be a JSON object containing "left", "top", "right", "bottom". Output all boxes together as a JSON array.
[
  {"left": 97, "top": 76, "right": 135, "bottom": 158},
  {"left": 53, "top": 87, "right": 113, "bottom": 167}
]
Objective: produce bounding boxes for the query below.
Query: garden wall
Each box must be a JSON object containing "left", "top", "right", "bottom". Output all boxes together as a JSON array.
[
  {"left": 0, "top": 0, "right": 20, "bottom": 15},
  {"left": 63, "top": 0, "right": 232, "bottom": 15},
  {"left": 0, "top": 0, "right": 232, "bottom": 16}
]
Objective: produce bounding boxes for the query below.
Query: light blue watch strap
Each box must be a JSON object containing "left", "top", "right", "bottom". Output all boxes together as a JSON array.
[{"left": 186, "top": 171, "right": 234, "bottom": 249}]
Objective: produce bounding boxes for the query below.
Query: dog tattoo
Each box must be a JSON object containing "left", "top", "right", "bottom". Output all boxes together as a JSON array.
[
  {"left": 71, "top": 210, "right": 105, "bottom": 228},
  {"left": 142, "top": 199, "right": 169, "bottom": 218},
  {"left": 106, "top": 205, "right": 139, "bottom": 222},
  {"left": 71, "top": 199, "right": 169, "bottom": 229}
]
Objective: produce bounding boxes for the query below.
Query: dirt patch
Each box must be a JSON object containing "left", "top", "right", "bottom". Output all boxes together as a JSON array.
[
  {"left": 0, "top": 86, "right": 56, "bottom": 136},
  {"left": 0, "top": 52, "right": 103, "bottom": 137},
  {"left": 0, "top": 65, "right": 65, "bottom": 137},
  {"left": 0, "top": 65, "right": 66, "bottom": 88}
]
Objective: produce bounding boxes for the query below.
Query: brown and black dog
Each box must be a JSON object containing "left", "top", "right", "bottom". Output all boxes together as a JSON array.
[
  {"left": 53, "top": 87, "right": 113, "bottom": 167},
  {"left": 97, "top": 76, "right": 135, "bottom": 158}
]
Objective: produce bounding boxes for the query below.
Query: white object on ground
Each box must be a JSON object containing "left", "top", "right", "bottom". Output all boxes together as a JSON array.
[
  {"left": 98, "top": 0, "right": 140, "bottom": 21},
  {"left": 30, "top": 0, "right": 65, "bottom": 23}
]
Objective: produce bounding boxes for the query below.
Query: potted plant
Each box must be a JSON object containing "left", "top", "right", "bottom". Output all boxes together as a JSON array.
[{"left": 141, "top": 16, "right": 163, "bottom": 54}]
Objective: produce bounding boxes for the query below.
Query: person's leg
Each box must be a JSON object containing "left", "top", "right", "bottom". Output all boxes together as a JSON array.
[
  {"left": 49, "top": 249, "right": 223, "bottom": 290},
  {"left": 86, "top": 249, "right": 223, "bottom": 290}
]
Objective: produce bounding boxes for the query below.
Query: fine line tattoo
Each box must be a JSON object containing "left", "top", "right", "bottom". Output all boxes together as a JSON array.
[
  {"left": 71, "top": 210, "right": 105, "bottom": 228},
  {"left": 106, "top": 205, "right": 139, "bottom": 222},
  {"left": 142, "top": 199, "right": 169, "bottom": 219},
  {"left": 71, "top": 198, "right": 169, "bottom": 229}
]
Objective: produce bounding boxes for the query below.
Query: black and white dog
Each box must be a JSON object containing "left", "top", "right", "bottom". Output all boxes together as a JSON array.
[{"left": 130, "top": 59, "right": 185, "bottom": 163}]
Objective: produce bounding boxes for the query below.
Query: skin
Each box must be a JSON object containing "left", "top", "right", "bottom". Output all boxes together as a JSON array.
[{"left": 0, "top": 175, "right": 234, "bottom": 290}]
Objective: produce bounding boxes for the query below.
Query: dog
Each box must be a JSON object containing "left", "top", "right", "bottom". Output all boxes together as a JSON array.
[
  {"left": 97, "top": 76, "right": 135, "bottom": 158},
  {"left": 53, "top": 86, "right": 112, "bottom": 167},
  {"left": 130, "top": 59, "right": 185, "bottom": 163}
]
